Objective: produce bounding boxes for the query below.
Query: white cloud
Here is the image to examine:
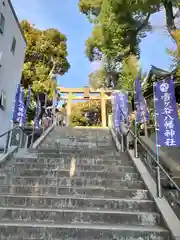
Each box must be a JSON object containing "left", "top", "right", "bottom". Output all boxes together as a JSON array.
[{"left": 91, "top": 60, "right": 103, "bottom": 72}]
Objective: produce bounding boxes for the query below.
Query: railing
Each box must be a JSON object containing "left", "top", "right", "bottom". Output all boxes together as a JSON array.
[
  {"left": 113, "top": 123, "right": 180, "bottom": 219},
  {"left": 0, "top": 125, "right": 29, "bottom": 153}
]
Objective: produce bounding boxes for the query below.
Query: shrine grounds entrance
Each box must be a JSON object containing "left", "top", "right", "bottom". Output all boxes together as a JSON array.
[{"left": 56, "top": 86, "right": 113, "bottom": 127}]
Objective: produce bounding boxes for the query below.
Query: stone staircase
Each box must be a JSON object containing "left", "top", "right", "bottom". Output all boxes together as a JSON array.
[{"left": 0, "top": 127, "right": 171, "bottom": 239}]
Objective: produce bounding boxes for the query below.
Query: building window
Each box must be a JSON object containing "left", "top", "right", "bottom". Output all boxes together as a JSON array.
[
  {"left": 0, "top": 90, "right": 6, "bottom": 110},
  {"left": 11, "top": 37, "right": 16, "bottom": 54},
  {"left": 0, "top": 13, "right": 5, "bottom": 34},
  {"left": 2, "top": 1, "right": 5, "bottom": 6}
]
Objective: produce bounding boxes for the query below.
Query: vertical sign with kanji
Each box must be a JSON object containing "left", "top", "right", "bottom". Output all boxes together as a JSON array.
[{"left": 153, "top": 78, "right": 180, "bottom": 147}]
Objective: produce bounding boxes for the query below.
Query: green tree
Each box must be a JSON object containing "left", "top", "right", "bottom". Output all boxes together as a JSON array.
[
  {"left": 21, "top": 20, "right": 70, "bottom": 98},
  {"left": 88, "top": 68, "right": 106, "bottom": 90},
  {"left": 117, "top": 55, "right": 138, "bottom": 91},
  {"left": 79, "top": 0, "right": 180, "bottom": 52},
  {"left": 79, "top": 0, "right": 180, "bottom": 89},
  {"left": 78, "top": 0, "right": 152, "bottom": 89},
  {"left": 70, "top": 99, "right": 112, "bottom": 126},
  {"left": 79, "top": 0, "right": 152, "bottom": 62}
]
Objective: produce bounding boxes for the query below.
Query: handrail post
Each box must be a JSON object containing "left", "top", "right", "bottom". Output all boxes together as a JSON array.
[
  {"left": 25, "top": 134, "right": 28, "bottom": 148},
  {"left": 4, "top": 130, "right": 11, "bottom": 153},
  {"left": 155, "top": 129, "right": 162, "bottom": 198},
  {"left": 120, "top": 128, "right": 124, "bottom": 152},
  {"left": 19, "top": 130, "right": 23, "bottom": 148},
  {"left": 30, "top": 129, "right": 35, "bottom": 148},
  {"left": 134, "top": 119, "right": 138, "bottom": 158},
  {"left": 156, "top": 164, "right": 162, "bottom": 198},
  {"left": 125, "top": 131, "right": 129, "bottom": 151}
]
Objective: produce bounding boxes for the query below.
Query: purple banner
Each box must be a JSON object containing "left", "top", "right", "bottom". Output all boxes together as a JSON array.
[
  {"left": 111, "top": 92, "right": 123, "bottom": 128},
  {"left": 111, "top": 92, "right": 129, "bottom": 128},
  {"left": 135, "top": 77, "right": 149, "bottom": 123},
  {"left": 34, "top": 96, "right": 41, "bottom": 130},
  {"left": 12, "top": 84, "right": 20, "bottom": 122},
  {"left": 24, "top": 85, "right": 31, "bottom": 124},
  {"left": 16, "top": 86, "right": 25, "bottom": 127},
  {"left": 136, "top": 98, "right": 149, "bottom": 123},
  {"left": 154, "top": 78, "right": 180, "bottom": 147},
  {"left": 119, "top": 92, "right": 129, "bottom": 123},
  {"left": 135, "top": 77, "right": 143, "bottom": 102}
]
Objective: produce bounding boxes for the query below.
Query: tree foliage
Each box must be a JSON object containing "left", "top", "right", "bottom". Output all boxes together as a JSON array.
[
  {"left": 78, "top": 0, "right": 102, "bottom": 22},
  {"left": 117, "top": 55, "right": 139, "bottom": 91},
  {"left": 88, "top": 68, "right": 106, "bottom": 89},
  {"left": 168, "top": 30, "right": 180, "bottom": 77},
  {"left": 70, "top": 100, "right": 112, "bottom": 126},
  {"left": 21, "top": 20, "right": 70, "bottom": 98},
  {"left": 70, "top": 101, "right": 100, "bottom": 126},
  {"left": 89, "top": 55, "right": 139, "bottom": 92}
]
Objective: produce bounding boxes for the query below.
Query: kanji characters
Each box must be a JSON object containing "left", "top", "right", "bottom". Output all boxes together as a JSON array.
[
  {"left": 165, "top": 138, "right": 176, "bottom": 146},
  {"left": 164, "top": 129, "right": 175, "bottom": 138},
  {"left": 163, "top": 106, "right": 173, "bottom": 115},
  {"left": 161, "top": 92, "right": 171, "bottom": 102}
]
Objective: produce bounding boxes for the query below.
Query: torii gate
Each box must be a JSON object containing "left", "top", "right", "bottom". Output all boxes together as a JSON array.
[{"left": 56, "top": 86, "right": 114, "bottom": 127}]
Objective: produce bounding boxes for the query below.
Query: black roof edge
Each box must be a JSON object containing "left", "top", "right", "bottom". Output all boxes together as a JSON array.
[
  {"left": 8, "top": 0, "right": 27, "bottom": 45},
  {"left": 146, "top": 65, "right": 177, "bottom": 83}
]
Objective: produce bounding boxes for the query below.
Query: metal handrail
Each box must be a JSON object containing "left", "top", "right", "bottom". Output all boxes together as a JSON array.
[
  {"left": 127, "top": 128, "right": 180, "bottom": 193},
  {"left": 0, "top": 125, "right": 28, "bottom": 153},
  {"left": 0, "top": 125, "right": 20, "bottom": 138}
]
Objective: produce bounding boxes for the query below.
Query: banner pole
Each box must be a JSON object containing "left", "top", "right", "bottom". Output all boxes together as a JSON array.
[{"left": 153, "top": 84, "right": 162, "bottom": 198}]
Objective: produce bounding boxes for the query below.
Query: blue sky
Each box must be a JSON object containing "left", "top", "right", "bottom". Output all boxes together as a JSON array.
[{"left": 12, "top": 0, "right": 175, "bottom": 88}]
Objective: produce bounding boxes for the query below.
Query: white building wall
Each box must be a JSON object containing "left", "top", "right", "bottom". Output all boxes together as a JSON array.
[{"left": 0, "top": 0, "right": 26, "bottom": 147}]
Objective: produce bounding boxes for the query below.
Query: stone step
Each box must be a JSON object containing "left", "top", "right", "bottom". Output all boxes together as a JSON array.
[
  {"left": 28, "top": 149, "right": 121, "bottom": 158},
  {"left": 46, "top": 131, "right": 111, "bottom": 137},
  {"left": 14, "top": 156, "right": 133, "bottom": 166},
  {"left": 0, "top": 223, "right": 169, "bottom": 240},
  {"left": 17, "top": 169, "right": 141, "bottom": 181},
  {"left": 0, "top": 207, "right": 162, "bottom": 226},
  {"left": 11, "top": 163, "right": 136, "bottom": 173},
  {"left": 41, "top": 139, "right": 115, "bottom": 148},
  {"left": 30, "top": 146, "right": 116, "bottom": 152},
  {"left": 41, "top": 145, "right": 117, "bottom": 151},
  {"left": 9, "top": 177, "right": 145, "bottom": 189},
  {"left": 0, "top": 186, "right": 149, "bottom": 199},
  {"left": 41, "top": 137, "right": 115, "bottom": 146},
  {"left": 35, "top": 152, "right": 122, "bottom": 159},
  {"left": 0, "top": 195, "right": 156, "bottom": 212}
]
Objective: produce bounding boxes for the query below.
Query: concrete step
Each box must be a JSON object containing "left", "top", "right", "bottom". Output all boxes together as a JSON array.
[
  {"left": 17, "top": 169, "right": 141, "bottom": 181},
  {"left": 0, "top": 207, "right": 162, "bottom": 226},
  {"left": 9, "top": 177, "right": 145, "bottom": 189},
  {"left": 0, "top": 223, "right": 170, "bottom": 239},
  {"left": 11, "top": 163, "right": 136, "bottom": 173},
  {"left": 0, "top": 195, "right": 156, "bottom": 212},
  {"left": 0, "top": 186, "right": 149, "bottom": 199}
]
